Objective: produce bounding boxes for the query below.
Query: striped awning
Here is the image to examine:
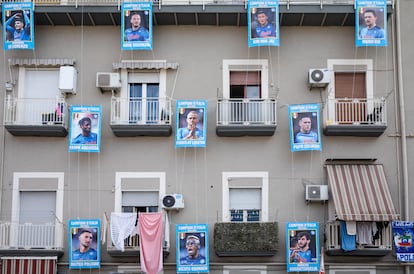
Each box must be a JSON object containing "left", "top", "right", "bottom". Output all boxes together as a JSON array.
[
  {"left": 326, "top": 164, "right": 400, "bottom": 221},
  {"left": 1, "top": 256, "right": 57, "bottom": 274}
]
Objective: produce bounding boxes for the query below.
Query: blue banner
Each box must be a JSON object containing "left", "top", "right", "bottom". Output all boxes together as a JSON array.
[
  {"left": 121, "top": 2, "right": 152, "bottom": 50},
  {"left": 289, "top": 103, "right": 322, "bottom": 152},
  {"left": 248, "top": 0, "right": 279, "bottom": 47},
  {"left": 176, "top": 224, "right": 209, "bottom": 273},
  {"left": 356, "top": 0, "right": 387, "bottom": 47},
  {"left": 392, "top": 221, "right": 414, "bottom": 262},
  {"left": 175, "top": 100, "right": 207, "bottom": 148},
  {"left": 69, "top": 219, "right": 101, "bottom": 269},
  {"left": 69, "top": 105, "right": 102, "bottom": 153},
  {"left": 286, "top": 222, "right": 319, "bottom": 272},
  {"left": 2, "top": 2, "right": 34, "bottom": 50}
]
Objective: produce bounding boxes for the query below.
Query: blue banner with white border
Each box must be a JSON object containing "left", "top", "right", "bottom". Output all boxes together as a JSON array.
[
  {"left": 176, "top": 224, "right": 209, "bottom": 273},
  {"left": 356, "top": 0, "right": 387, "bottom": 47},
  {"left": 69, "top": 105, "right": 102, "bottom": 153},
  {"left": 286, "top": 222, "right": 319, "bottom": 272},
  {"left": 289, "top": 103, "right": 322, "bottom": 152},
  {"left": 392, "top": 221, "right": 414, "bottom": 262},
  {"left": 175, "top": 100, "right": 207, "bottom": 148},
  {"left": 121, "top": 2, "right": 152, "bottom": 50},
  {"left": 2, "top": 2, "right": 34, "bottom": 50},
  {"left": 248, "top": 0, "right": 279, "bottom": 47},
  {"left": 69, "top": 219, "right": 100, "bottom": 269}
]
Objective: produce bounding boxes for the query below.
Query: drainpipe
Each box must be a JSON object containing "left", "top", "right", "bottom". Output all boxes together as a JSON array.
[{"left": 394, "top": 0, "right": 410, "bottom": 272}]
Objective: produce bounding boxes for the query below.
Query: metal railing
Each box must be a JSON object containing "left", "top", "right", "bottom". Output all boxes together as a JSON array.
[
  {"left": 111, "top": 96, "right": 172, "bottom": 125},
  {"left": 325, "top": 221, "right": 392, "bottom": 251},
  {"left": 324, "top": 97, "right": 387, "bottom": 126},
  {"left": 4, "top": 96, "right": 68, "bottom": 126},
  {"left": 8, "top": 0, "right": 390, "bottom": 6},
  {"left": 0, "top": 222, "right": 64, "bottom": 250},
  {"left": 217, "top": 98, "right": 277, "bottom": 125},
  {"left": 106, "top": 213, "right": 170, "bottom": 252}
]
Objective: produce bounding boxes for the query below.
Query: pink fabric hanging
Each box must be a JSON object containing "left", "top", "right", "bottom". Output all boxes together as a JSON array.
[{"left": 139, "top": 212, "right": 163, "bottom": 274}]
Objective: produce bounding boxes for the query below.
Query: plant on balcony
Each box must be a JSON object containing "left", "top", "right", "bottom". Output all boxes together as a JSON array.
[{"left": 214, "top": 222, "right": 278, "bottom": 256}]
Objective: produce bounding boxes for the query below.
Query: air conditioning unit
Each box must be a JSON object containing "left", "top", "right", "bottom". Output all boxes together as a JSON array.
[
  {"left": 96, "top": 72, "right": 121, "bottom": 91},
  {"left": 161, "top": 194, "right": 184, "bottom": 210},
  {"left": 305, "top": 185, "right": 329, "bottom": 201},
  {"left": 308, "top": 68, "right": 330, "bottom": 87},
  {"left": 59, "top": 66, "right": 77, "bottom": 94}
]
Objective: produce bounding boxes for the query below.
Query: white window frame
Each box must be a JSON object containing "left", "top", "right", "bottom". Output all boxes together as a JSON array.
[
  {"left": 222, "top": 172, "right": 269, "bottom": 222},
  {"left": 114, "top": 172, "right": 166, "bottom": 213},
  {"left": 223, "top": 265, "right": 267, "bottom": 274},
  {"left": 328, "top": 265, "right": 376, "bottom": 274},
  {"left": 118, "top": 62, "right": 167, "bottom": 123},
  {"left": 222, "top": 59, "right": 269, "bottom": 99},
  {"left": 326, "top": 59, "right": 373, "bottom": 123},
  {"left": 10, "top": 172, "right": 64, "bottom": 247}
]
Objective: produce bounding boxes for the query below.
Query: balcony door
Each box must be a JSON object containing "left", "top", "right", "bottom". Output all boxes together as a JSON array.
[
  {"left": 334, "top": 72, "right": 366, "bottom": 124},
  {"left": 20, "top": 68, "right": 60, "bottom": 123},
  {"left": 19, "top": 191, "right": 56, "bottom": 247},
  {"left": 128, "top": 72, "right": 160, "bottom": 124},
  {"left": 230, "top": 71, "right": 261, "bottom": 123}
]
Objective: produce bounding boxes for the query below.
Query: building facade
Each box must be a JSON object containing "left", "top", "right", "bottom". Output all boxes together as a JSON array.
[{"left": 0, "top": 0, "right": 413, "bottom": 273}]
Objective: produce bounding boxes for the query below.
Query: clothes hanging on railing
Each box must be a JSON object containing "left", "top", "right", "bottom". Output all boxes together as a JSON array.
[
  {"left": 139, "top": 212, "right": 163, "bottom": 274},
  {"left": 110, "top": 212, "right": 138, "bottom": 252},
  {"left": 356, "top": 222, "right": 378, "bottom": 245},
  {"left": 340, "top": 221, "right": 356, "bottom": 251}
]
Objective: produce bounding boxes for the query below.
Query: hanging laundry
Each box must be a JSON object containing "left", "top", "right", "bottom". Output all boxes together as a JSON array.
[
  {"left": 110, "top": 212, "right": 138, "bottom": 252},
  {"left": 139, "top": 212, "right": 163, "bottom": 274},
  {"left": 340, "top": 221, "right": 356, "bottom": 251},
  {"left": 356, "top": 222, "right": 377, "bottom": 245}
]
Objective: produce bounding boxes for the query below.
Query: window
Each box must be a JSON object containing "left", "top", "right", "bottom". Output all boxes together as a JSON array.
[
  {"left": 114, "top": 172, "right": 166, "bottom": 213},
  {"left": 326, "top": 59, "right": 375, "bottom": 124},
  {"left": 221, "top": 60, "right": 273, "bottom": 125},
  {"left": 11, "top": 172, "right": 64, "bottom": 248},
  {"left": 222, "top": 172, "right": 269, "bottom": 222},
  {"left": 223, "top": 265, "right": 267, "bottom": 274},
  {"left": 222, "top": 60, "right": 269, "bottom": 99},
  {"left": 120, "top": 69, "right": 167, "bottom": 124},
  {"left": 329, "top": 266, "right": 375, "bottom": 274},
  {"left": 114, "top": 172, "right": 166, "bottom": 248}
]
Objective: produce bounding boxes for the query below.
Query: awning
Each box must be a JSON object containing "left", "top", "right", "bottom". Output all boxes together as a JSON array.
[
  {"left": 1, "top": 256, "right": 57, "bottom": 274},
  {"left": 113, "top": 61, "right": 179, "bottom": 70},
  {"left": 326, "top": 164, "right": 399, "bottom": 221}
]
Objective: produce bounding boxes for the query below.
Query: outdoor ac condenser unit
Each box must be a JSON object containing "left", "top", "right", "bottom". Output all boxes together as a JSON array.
[
  {"left": 305, "top": 185, "right": 329, "bottom": 201},
  {"left": 96, "top": 72, "right": 121, "bottom": 91},
  {"left": 161, "top": 194, "right": 185, "bottom": 210},
  {"left": 308, "top": 68, "right": 330, "bottom": 87}
]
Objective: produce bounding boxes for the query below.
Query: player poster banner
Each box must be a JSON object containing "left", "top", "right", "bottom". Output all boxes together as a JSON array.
[
  {"left": 392, "top": 221, "right": 414, "bottom": 262},
  {"left": 289, "top": 103, "right": 322, "bottom": 152},
  {"left": 176, "top": 224, "right": 209, "bottom": 273},
  {"left": 286, "top": 222, "right": 319, "bottom": 272},
  {"left": 356, "top": 0, "right": 387, "bottom": 47},
  {"left": 2, "top": 2, "right": 34, "bottom": 50},
  {"left": 69, "top": 105, "right": 102, "bottom": 153},
  {"left": 248, "top": 0, "right": 279, "bottom": 47},
  {"left": 121, "top": 2, "right": 152, "bottom": 50},
  {"left": 175, "top": 100, "right": 207, "bottom": 148},
  {"left": 69, "top": 219, "right": 100, "bottom": 269}
]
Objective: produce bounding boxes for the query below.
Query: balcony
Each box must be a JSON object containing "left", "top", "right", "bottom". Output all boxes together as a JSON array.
[
  {"left": 216, "top": 99, "right": 277, "bottom": 137},
  {"left": 0, "top": 222, "right": 64, "bottom": 258},
  {"left": 105, "top": 213, "right": 170, "bottom": 257},
  {"left": 323, "top": 98, "right": 387, "bottom": 137},
  {"left": 110, "top": 96, "right": 172, "bottom": 137},
  {"left": 3, "top": 97, "right": 68, "bottom": 137},
  {"left": 10, "top": 0, "right": 393, "bottom": 27},
  {"left": 213, "top": 222, "right": 278, "bottom": 256},
  {"left": 325, "top": 221, "right": 392, "bottom": 256}
]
